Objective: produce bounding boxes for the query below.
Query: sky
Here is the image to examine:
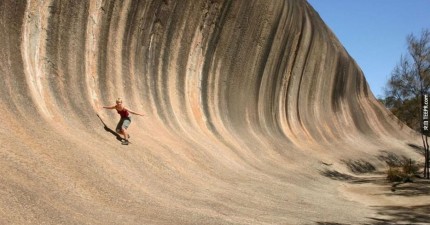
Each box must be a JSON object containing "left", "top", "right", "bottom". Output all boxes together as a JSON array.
[{"left": 307, "top": 0, "right": 430, "bottom": 98}]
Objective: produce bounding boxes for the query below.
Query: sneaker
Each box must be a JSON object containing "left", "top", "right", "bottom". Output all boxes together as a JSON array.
[{"left": 122, "top": 140, "right": 129, "bottom": 145}]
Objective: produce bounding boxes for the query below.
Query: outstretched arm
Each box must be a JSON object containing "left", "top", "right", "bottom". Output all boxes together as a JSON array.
[{"left": 126, "top": 108, "right": 144, "bottom": 116}]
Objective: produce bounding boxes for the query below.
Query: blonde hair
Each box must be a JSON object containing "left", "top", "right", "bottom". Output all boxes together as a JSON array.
[{"left": 116, "top": 98, "right": 122, "bottom": 103}]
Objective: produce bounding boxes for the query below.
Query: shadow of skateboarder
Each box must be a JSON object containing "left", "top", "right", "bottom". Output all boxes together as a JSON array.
[{"left": 96, "top": 113, "right": 127, "bottom": 143}]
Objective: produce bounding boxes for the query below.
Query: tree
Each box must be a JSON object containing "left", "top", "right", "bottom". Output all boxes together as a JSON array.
[
  {"left": 382, "top": 29, "right": 430, "bottom": 179},
  {"left": 383, "top": 29, "right": 430, "bottom": 131}
]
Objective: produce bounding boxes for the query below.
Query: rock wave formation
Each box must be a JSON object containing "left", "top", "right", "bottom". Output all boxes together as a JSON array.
[{"left": 0, "top": 0, "right": 418, "bottom": 224}]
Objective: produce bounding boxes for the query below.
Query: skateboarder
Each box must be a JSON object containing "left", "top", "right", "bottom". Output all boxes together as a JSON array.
[{"left": 102, "top": 98, "right": 144, "bottom": 145}]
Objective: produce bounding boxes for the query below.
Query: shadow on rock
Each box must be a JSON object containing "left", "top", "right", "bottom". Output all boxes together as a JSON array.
[
  {"left": 377, "top": 151, "right": 409, "bottom": 167},
  {"left": 319, "top": 169, "right": 386, "bottom": 185},
  {"left": 342, "top": 159, "right": 376, "bottom": 174},
  {"left": 96, "top": 114, "right": 123, "bottom": 142},
  {"left": 368, "top": 204, "right": 430, "bottom": 225},
  {"left": 386, "top": 179, "right": 430, "bottom": 197},
  {"left": 319, "top": 169, "right": 355, "bottom": 181},
  {"left": 407, "top": 143, "right": 425, "bottom": 156},
  {"left": 320, "top": 158, "right": 381, "bottom": 184}
]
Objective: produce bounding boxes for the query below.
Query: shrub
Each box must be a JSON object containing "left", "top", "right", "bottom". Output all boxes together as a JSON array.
[
  {"left": 387, "top": 167, "right": 404, "bottom": 182},
  {"left": 386, "top": 159, "right": 419, "bottom": 182},
  {"left": 402, "top": 159, "right": 420, "bottom": 175}
]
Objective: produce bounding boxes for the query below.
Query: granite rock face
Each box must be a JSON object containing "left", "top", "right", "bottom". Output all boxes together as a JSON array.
[{"left": 0, "top": 0, "right": 418, "bottom": 224}]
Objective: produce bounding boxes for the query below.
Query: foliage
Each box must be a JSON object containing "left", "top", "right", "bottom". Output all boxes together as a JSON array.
[
  {"left": 386, "top": 158, "right": 420, "bottom": 182},
  {"left": 382, "top": 29, "right": 430, "bottom": 131}
]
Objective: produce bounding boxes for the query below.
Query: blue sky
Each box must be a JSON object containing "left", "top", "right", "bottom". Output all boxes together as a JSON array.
[{"left": 307, "top": 0, "right": 430, "bottom": 98}]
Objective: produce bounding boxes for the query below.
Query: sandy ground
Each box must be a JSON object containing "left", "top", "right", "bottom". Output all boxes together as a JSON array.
[{"left": 339, "top": 176, "right": 430, "bottom": 224}]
